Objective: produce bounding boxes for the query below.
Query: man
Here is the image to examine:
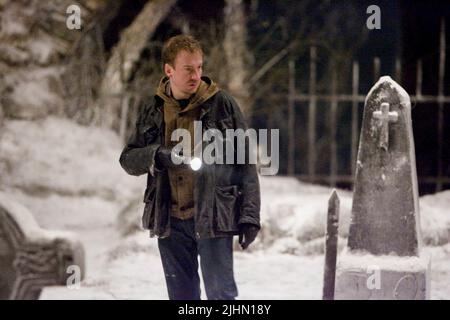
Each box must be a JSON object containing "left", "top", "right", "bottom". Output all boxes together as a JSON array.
[{"left": 119, "top": 35, "right": 260, "bottom": 300}]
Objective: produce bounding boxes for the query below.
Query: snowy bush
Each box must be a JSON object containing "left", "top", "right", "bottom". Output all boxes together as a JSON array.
[{"left": 0, "top": 116, "right": 144, "bottom": 200}]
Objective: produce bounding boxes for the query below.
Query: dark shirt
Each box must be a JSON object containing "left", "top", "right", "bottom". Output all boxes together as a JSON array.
[{"left": 177, "top": 98, "right": 190, "bottom": 110}]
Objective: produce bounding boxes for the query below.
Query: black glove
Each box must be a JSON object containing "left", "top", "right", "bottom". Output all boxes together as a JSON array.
[
  {"left": 238, "top": 224, "right": 259, "bottom": 250},
  {"left": 155, "top": 146, "right": 187, "bottom": 169}
]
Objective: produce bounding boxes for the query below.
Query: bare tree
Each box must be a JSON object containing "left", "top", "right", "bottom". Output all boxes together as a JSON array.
[
  {"left": 99, "top": 0, "right": 177, "bottom": 130},
  {"left": 223, "top": 0, "right": 253, "bottom": 118}
]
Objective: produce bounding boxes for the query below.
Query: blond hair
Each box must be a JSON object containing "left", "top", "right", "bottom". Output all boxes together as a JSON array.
[{"left": 162, "top": 35, "right": 203, "bottom": 68}]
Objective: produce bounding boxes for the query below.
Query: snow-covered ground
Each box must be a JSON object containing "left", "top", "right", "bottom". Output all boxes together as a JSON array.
[{"left": 0, "top": 116, "right": 449, "bottom": 300}]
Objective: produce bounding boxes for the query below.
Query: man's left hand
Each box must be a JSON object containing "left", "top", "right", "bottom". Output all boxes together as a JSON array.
[{"left": 238, "top": 224, "right": 259, "bottom": 250}]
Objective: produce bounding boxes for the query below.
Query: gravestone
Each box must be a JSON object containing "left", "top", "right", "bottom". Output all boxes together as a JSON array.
[
  {"left": 0, "top": 193, "right": 85, "bottom": 299},
  {"left": 334, "top": 76, "right": 430, "bottom": 300},
  {"left": 323, "top": 190, "right": 340, "bottom": 300}
]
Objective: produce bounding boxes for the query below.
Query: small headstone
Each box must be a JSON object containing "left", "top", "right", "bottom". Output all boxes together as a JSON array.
[
  {"left": 0, "top": 193, "right": 85, "bottom": 300},
  {"left": 334, "top": 76, "right": 430, "bottom": 300},
  {"left": 322, "top": 189, "right": 340, "bottom": 300}
]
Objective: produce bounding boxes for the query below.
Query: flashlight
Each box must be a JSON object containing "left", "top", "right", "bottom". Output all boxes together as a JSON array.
[{"left": 189, "top": 157, "right": 202, "bottom": 171}]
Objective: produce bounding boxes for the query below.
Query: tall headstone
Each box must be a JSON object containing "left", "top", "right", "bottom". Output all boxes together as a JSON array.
[
  {"left": 334, "top": 76, "right": 430, "bottom": 300},
  {"left": 0, "top": 193, "right": 85, "bottom": 299}
]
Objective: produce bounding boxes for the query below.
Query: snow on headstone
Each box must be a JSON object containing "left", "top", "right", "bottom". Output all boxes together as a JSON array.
[
  {"left": 334, "top": 76, "right": 431, "bottom": 300},
  {"left": 0, "top": 193, "right": 85, "bottom": 299}
]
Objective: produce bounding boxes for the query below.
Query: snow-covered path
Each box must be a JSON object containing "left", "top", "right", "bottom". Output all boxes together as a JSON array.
[
  {"left": 38, "top": 218, "right": 326, "bottom": 300},
  {"left": 39, "top": 226, "right": 450, "bottom": 300},
  {"left": 4, "top": 180, "right": 450, "bottom": 300}
]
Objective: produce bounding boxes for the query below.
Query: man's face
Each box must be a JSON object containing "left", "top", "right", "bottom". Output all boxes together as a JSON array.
[{"left": 164, "top": 50, "right": 203, "bottom": 99}]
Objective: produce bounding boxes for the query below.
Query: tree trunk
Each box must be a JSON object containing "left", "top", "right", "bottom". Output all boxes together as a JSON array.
[
  {"left": 100, "top": 0, "right": 177, "bottom": 130},
  {"left": 223, "top": 0, "right": 253, "bottom": 118}
]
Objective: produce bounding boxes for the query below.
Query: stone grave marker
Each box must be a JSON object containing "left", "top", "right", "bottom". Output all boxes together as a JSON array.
[
  {"left": 0, "top": 193, "right": 85, "bottom": 299},
  {"left": 334, "top": 76, "right": 430, "bottom": 300}
]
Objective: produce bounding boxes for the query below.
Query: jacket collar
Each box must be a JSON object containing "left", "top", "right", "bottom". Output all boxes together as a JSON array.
[{"left": 155, "top": 76, "right": 218, "bottom": 112}]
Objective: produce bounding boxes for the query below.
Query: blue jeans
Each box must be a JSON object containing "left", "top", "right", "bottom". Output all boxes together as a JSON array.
[{"left": 157, "top": 217, "right": 238, "bottom": 300}]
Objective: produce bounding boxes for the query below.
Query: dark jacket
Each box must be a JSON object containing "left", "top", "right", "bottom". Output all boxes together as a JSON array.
[
  {"left": 119, "top": 77, "right": 261, "bottom": 239},
  {"left": 157, "top": 76, "right": 219, "bottom": 220}
]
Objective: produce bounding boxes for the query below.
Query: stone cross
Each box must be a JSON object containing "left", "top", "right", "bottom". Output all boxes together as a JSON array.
[
  {"left": 334, "top": 76, "right": 430, "bottom": 300},
  {"left": 0, "top": 193, "right": 85, "bottom": 300},
  {"left": 372, "top": 102, "right": 398, "bottom": 150}
]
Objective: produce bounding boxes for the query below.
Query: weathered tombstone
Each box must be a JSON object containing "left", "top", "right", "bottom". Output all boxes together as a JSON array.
[
  {"left": 334, "top": 76, "right": 431, "bottom": 300},
  {"left": 323, "top": 189, "right": 340, "bottom": 300},
  {"left": 0, "top": 193, "right": 85, "bottom": 299}
]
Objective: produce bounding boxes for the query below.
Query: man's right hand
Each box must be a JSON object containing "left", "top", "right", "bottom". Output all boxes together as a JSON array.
[{"left": 155, "top": 146, "right": 187, "bottom": 169}]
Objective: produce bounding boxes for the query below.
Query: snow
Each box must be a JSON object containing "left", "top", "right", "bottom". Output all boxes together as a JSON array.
[
  {"left": 0, "top": 5, "right": 28, "bottom": 37},
  {"left": 0, "top": 116, "right": 449, "bottom": 299},
  {"left": 0, "top": 116, "right": 144, "bottom": 199},
  {"left": 337, "top": 247, "right": 430, "bottom": 272},
  {"left": 0, "top": 191, "right": 80, "bottom": 244},
  {"left": 3, "top": 67, "right": 65, "bottom": 118},
  {"left": 419, "top": 190, "right": 450, "bottom": 246},
  {"left": 26, "top": 32, "right": 59, "bottom": 65},
  {"left": 365, "top": 75, "right": 410, "bottom": 108}
]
